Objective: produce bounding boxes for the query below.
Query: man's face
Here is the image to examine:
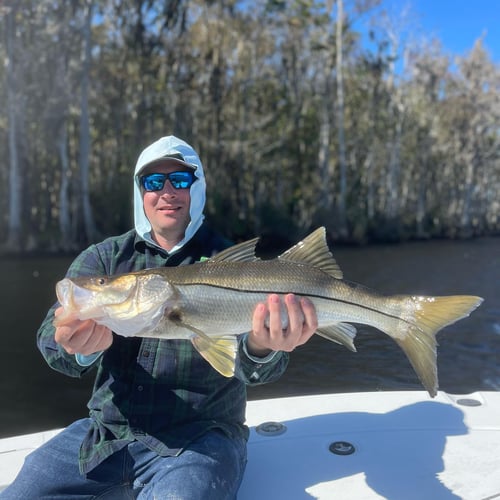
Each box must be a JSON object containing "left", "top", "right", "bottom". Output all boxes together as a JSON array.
[{"left": 140, "top": 160, "right": 193, "bottom": 247}]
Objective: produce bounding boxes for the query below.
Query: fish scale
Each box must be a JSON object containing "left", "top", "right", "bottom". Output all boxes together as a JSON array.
[{"left": 55, "top": 227, "right": 483, "bottom": 397}]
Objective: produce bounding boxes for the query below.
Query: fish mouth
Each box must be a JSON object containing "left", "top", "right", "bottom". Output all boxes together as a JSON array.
[
  {"left": 56, "top": 278, "right": 133, "bottom": 321},
  {"left": 54, "top": 278, "right": 89, "bottom": 325},
  {"left": 71, "top": 282, "right": 96, "bottom": 307},
  {"left": 56, "top": 278, "right": 97, "bottom": 318},
  {"left": 55, "top": 278, "right": 75, "bottom": 309}
]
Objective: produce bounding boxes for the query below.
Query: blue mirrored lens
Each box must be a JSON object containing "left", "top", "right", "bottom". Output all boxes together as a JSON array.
[
  {"left": 142, "top": 173, "right": 166, "bottom": 191},
  {"left": 141, "top": 172, "right": 195, "bottom": 191},
  {"left": 168, "top": 172, "right": 195, "bottom": 189}
]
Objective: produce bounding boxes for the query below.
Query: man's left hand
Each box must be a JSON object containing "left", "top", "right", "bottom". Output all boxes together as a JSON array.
[{"left": 247, "top": 293, "right": 318, "bottom": 357}]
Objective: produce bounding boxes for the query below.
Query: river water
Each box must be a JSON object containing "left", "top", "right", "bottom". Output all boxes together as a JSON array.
[{"left": 0, "top": 237, "right": 498, "bottom": 438}]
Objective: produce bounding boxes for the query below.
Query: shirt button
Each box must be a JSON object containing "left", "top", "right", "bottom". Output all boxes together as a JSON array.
[{"left": 137, "top": 385, "right": 143, "bottom": 392}]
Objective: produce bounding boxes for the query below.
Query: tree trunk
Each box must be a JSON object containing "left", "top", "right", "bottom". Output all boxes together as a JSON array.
[
  {"left": 5, "top": 6, "right": 22, "bottom": 251},
  {"left": 316, "top": 0, "right": 334, "bottom": 228},
  {"left": 79, "top": 0, "right": 97, "bottom": 244},
  {"left": 335, "top": 0, "right": 348, "bottom": 238},
  {"left": 318, "top": 92, "right": 332, "bottom": 207},
  {"left": 57, "top": 121, "right": 72, "bottom": 250}
]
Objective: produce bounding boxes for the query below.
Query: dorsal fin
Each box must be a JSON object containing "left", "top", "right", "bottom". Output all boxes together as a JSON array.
[
  {"left": 278, "top": 227, "right": 343, "bottom": 279},
  {"left": 209, "top": 238, "right": 260, "bottom": 263}
]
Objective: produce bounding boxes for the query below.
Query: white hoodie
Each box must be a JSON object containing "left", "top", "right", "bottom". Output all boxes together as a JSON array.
[{"left": 133, "top": 136, "right": 206, "bottom": 253}]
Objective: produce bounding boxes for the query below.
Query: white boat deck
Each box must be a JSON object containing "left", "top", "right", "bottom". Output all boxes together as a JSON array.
[{"left": 1, "top": 391, "right": 499, "bottom": 499}]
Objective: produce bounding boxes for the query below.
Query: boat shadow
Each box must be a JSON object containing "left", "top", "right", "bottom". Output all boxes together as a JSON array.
[{"left": 240, "top": 401, "right": 467, "bottom": 500}]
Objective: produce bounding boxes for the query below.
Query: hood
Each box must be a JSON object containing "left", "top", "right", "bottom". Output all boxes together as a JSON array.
[{"left": 133, "top": 136, "right": 206, "bottom": 253}]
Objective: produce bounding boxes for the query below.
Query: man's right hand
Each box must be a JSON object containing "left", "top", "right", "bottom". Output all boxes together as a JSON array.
[{"left": 54, "top": 306, "right": 113, "bottom": 356}]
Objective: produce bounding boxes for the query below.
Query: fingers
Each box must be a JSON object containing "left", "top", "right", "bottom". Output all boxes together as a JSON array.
[
  {"left": 285, "top": 294, "right": 304, "bottom": 336},
  {"left": 281, "top": 294, "right": 317, "bottom": 350},
  {"left": 53, "top": 305, "right": 78, "bottom": 327},
  {"left": 248, "top": 294, "right": 317, "bottom": 355},
  {"left": 248, "top": 302, "right": 274, "bottom": 357},
  {"left": 54, "top": 310, "right": 113, "bottom": 356},
  {"left": 295, "top": 296, "right": 318, "bottom": 346},
  {"left": 267, "top": 294, "right": 284, "bottom": 336}
]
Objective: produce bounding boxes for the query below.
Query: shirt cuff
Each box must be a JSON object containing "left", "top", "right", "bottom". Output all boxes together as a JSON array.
[
  {"left": 75, "top": 352, "right": 103, "bottom": 367},
  {"left": 242, "top": 334, "right": 278, "bottom": 363}
]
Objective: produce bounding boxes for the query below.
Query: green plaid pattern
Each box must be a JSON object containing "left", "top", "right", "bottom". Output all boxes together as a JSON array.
[{"left": 37, "top": 224, "right": 288, "bottom": 473}]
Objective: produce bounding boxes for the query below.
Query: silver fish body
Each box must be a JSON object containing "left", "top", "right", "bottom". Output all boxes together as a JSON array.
[{"left": 55, "top": 228, "right": 483, "bottom": 396}]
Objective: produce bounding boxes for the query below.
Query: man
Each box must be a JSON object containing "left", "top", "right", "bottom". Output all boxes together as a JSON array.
[{"left": 1, "top": 136, "right": 317, "bottom": 499}]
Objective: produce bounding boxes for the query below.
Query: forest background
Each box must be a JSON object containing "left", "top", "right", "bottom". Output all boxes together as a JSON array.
[{"left": 1, "top": 0, "right": 499, "bottom": 254}]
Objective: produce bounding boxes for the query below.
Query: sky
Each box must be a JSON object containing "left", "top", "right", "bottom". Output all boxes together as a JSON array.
[{"left": 382, "top": 0, "right": 499, "bottom": 63}]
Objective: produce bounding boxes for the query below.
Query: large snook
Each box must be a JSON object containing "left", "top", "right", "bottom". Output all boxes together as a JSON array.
[{"left": 54, "top": 227, "right": 483, "bottom": 397}]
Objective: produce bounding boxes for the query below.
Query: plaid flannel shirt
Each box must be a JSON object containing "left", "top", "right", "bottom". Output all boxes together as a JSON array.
[{"left": 37, "top": 224, "right": 288, "bottom": 474}]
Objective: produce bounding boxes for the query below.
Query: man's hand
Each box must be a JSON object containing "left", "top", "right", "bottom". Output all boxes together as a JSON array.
[
  {"left": 247, "top": 294, "right": 318, "bottom": 357},
  {"left": 54, "top": 306, "right": 113, "bottom": 356}
]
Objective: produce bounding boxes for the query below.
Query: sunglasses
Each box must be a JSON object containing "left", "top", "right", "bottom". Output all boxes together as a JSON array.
[{"left": 140, "top": 171, "right": 196, "bottom": 191}]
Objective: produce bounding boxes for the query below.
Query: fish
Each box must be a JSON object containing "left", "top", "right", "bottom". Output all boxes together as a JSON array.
[{"left": 54, "top": 227, "right": 483, "bottom": 397}]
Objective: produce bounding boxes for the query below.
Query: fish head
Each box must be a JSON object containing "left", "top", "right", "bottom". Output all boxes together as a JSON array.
[
  {"left": 56, "top": 274, "right": 138, "bottom": 320},
  {"left": 55, "top": 273, "right": 175, "bottom": 336}
]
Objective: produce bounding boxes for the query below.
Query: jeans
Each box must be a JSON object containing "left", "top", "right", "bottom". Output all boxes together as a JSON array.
[{"left": 0, "top": 419, "right": 247, "bottom": 499}]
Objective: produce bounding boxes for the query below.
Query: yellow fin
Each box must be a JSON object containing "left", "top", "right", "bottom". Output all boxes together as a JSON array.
[
  {"left": 394, "top": 295, "right": 483, "bottom": 397},
  {"left": 209, "top": 238, "right": 260, "bottom": 263},
  {"left": 316, "top": 323, "right": 357, "bottom": 352},
  {"left": 191, "top": 334, "right": 238, "bottom": 377},
  {"left": 278, "top": 227, "right": 343, "bottom": 279}
]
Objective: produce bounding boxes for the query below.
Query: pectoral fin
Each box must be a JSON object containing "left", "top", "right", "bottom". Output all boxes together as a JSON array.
[{"left": 191, "top": 333, "right": 239, "bottom": 377}]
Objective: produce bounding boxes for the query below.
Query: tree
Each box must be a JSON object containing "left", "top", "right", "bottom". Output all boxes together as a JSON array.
[
  {"left": 335, "top": 0, "right": 348, "bottom": 238},
  {"left": 4, "top": 3, "right": 22, "bottom": 251},
  {"left": 78, "top": 0, "right": 98, "bottom": 243},
  {"left": 0, "top": 0, "right": 498, "bottom": 251}
]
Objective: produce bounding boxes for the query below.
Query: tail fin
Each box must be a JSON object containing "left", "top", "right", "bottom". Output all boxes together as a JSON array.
[{"left": 395, "top": 295, "right": 483, "bottom": 397}]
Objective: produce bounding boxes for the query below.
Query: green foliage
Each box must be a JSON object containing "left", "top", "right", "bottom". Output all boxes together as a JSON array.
[{"left": 0, "top": 0, "right": 498, "bottom": 252}]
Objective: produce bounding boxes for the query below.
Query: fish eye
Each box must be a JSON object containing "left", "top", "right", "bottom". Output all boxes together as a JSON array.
[{"left": 98, "top": 278, "right": 106, "bottom": 285}]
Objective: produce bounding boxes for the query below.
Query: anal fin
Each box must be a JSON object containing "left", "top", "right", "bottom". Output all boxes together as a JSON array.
[{"left": 316, "top": 323, "right": 357, "bottom": 352}]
